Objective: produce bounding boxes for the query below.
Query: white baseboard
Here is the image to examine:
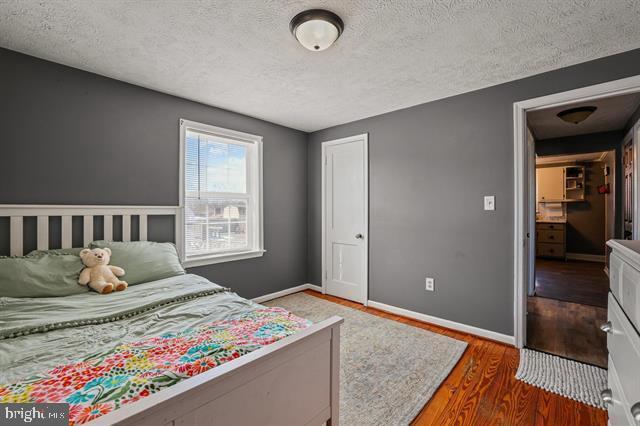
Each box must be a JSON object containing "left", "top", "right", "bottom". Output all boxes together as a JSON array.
[
  {"left": 367, "top": 300, "right": 515, "bottom": 346},
  {"left": 252, "top": 283, "right": 320, "bottom": 303},
  {"left": 254, "top": 285, "right": 514, "bottom": 345},
  {"left": 306, "top": 284, "right": 323, "bottom": 293},
  {"left": 566, "top": 252, "right": 606, "bottom": 263}
]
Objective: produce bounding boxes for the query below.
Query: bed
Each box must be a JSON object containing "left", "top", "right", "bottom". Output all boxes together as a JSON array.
[{"left": 0, "top": 205, "right": 343, "bottom": 426}]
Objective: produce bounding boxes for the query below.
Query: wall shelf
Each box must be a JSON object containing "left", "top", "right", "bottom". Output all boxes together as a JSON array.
[
  {"left": 564, "top": 166, "right": 585, "bottom": 201},
  {"left": 537, "top": 165, "right": 585, "bottom": 203}
]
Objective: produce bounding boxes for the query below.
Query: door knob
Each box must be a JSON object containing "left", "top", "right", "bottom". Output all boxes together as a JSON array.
[
  {"left": 601, "top": 388, "right": 613, "bottom": 405},
  {"left": 600, "top": 321, "right": 613, "bottom": 333},
  {"left": 631, "top": 402, "right": 640, "bottom": 422},
  {"left": 355, "top": 234, "right": 364, "bottom": 240}
]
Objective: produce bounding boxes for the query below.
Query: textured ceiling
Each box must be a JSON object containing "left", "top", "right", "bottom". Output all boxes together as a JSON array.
[
  {"left": 1, "top": 0, "right": 640, "bottom": 132},
  {"left": 528, "top": 92, "right": 640, "bottom": 140}
]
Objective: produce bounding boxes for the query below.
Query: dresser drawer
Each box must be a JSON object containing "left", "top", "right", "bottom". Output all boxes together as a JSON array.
[
  {"left": 621, "top": 262, "right": 640, "bottom": 331},
  {"left": 610, "top": 253, "right": 623, "bottom": 302},
  {"left": 607, "top": 293, "right": 640, "bottom": 413},
  {"left": 610, "top": 253, "right": 640, "bottom": 330},
  {"left": 536, "top": 222, "right": 565, "bottom": 231},
  {"left": 537, "top": 229, "right": 564, "bottom": 244},
  {"left": 536, "top": 242, "right": 565, "bottom": 258},
  {"left": 608, "top": 357, "right": 636, "bottom": 426}
]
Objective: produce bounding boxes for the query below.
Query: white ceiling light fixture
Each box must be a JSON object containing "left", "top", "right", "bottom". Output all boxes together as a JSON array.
[{"left": 290, "top": 9, "right": 344, "bottom": 51}]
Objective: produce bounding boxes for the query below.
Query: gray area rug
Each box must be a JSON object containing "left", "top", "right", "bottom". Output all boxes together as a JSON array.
[
  {"left": 515, "top": 348, "right": 607, "bottom": 409},
  {"left": 264, "top": 293, "right": 467, "bottom": 425}
]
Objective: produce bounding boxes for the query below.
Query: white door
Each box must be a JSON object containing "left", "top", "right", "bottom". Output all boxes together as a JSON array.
[{"left": 322, "top": 134, "right": 368, "bottom": 304}]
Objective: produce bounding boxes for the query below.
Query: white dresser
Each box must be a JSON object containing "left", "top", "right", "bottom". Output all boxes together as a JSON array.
[{"left": 604, "top": 240, "right": 640, "bottom": 425}]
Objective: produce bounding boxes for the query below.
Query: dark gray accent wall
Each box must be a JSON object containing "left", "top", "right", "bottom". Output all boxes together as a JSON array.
[
  {"left": 4, "top": 44, "right": 640, "bottom": 335},
  {"left": 536, "top": 130, "right": 624, "bottom": 240},
  {"left": 307, "top": 49, "right": 640, "bottom": 336},
  {"left": 0, "top": 48, "right": 308, "bottom": 299},
  {"left": 565, "top": 162, "right": 606, "bottom": 255}
]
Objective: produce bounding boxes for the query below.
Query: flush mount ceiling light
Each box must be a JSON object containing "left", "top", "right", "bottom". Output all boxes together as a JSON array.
[
  {"left": 556, "top": 106, "right": 597, "bottom": 124},
  {"left": 290, "top": 9, "right": 344, "bottom": 51}
]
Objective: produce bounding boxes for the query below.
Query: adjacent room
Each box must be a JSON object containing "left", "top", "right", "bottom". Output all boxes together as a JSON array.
[
  {"left": 524, "top": 93, "right": 640, "bottom": 369},
  {"left": 1, "top": 1, "right": 640, "bottom": 425}
]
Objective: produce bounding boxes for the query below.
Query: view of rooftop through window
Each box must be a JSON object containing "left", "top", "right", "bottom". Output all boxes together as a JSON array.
[{"left": 184, "top": 130, "right": 250, "bottom": 257}]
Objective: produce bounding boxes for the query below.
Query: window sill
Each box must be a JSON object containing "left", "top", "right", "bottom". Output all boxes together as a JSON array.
[{"left": 183, "top": 249, "right": 266, "bottom": 268}]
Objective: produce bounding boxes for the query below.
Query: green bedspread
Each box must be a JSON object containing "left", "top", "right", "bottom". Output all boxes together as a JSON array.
[{"left": 0, "top": 274, "right": 263, "bottom": 383}]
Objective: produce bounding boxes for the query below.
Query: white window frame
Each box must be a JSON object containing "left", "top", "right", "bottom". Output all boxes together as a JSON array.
[{"left": 178, "top": 119, "right": 264, "bottom": 267}]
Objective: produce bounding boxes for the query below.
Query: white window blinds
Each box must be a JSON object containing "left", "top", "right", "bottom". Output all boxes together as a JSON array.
[{"left": 181, "top": 121, "right": 263, "bottom": 265}]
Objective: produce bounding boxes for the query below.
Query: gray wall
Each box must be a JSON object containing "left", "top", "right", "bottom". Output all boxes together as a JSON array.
[
  {"left": 564, "top": 162, "right": 606, "bottom": 256},
  {"left": 536, "top": 130, "right": 624, "bottom": 240},
  {"left": 0, "top": 48, "right": 308, "bottom": 299},
  {"left": 307, "top": 48, "right": 640, "bottom": 336},
  {"left": 4, "top": 44, "right": 640, "bottom": 336}
]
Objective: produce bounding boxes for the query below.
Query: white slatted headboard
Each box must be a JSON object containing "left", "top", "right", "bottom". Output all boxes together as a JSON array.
[{"left": 0, "top": 205, "right": 181, "bottom": 256}]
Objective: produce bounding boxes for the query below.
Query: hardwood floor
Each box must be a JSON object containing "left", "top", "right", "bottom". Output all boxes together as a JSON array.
[
  {"left": 534, "top": 259, "right": 608, "bottom": 308},
  {"left": 302, "top": 290, "right": 607, "bottom": 426},
  {"left": 527, "top": 296, "right": 607, "bottom": 367},
  {"left": 529, "top": 258, "right": 608, "bottom": 367}
]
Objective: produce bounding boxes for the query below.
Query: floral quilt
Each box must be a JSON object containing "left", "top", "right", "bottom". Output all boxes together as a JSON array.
[{"left": 0, "top": 307, "right": 310, "bottom": 425}]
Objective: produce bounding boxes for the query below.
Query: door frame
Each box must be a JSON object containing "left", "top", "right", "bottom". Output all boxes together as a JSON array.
[
  {"left": 321, "top": 133, "right": 369, "bottom": 305},
  {"left": 513, "top": 75, "right": 640, "bottom": 348},
  {"left": 623, "top": 127, "right": 636, "bottom": 239}
]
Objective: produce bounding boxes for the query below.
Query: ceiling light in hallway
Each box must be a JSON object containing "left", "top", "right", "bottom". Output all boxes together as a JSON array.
[{"left": 556, "top": 106, "right": 597, "bottom": 124}]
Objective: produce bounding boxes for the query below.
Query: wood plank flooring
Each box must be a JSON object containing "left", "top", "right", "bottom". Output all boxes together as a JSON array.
[
  {"left": 302, "top": 290, "right": 607, "bottom": 426},
  {"left": 527, "top": 296, "right": 607, "bottom": 367},
  {"left": 534, "top": 259, "right": 608, "bottom": 308},
  {"left": 529, "top": 258, "right": 608, "bottom": 367}
]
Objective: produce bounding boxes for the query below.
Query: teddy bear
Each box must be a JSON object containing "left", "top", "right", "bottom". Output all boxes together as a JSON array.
[{"left": 79, "top": 248, "right": 128, "bottom": 294}]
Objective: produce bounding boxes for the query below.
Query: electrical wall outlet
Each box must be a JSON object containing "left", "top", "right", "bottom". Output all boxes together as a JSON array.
[{"left": 425, "top": 277, "right": 435, "bottom": 292}]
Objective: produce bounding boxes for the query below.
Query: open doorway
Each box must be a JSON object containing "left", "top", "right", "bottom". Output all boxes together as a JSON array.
[
  {"left": 529, "top": 150, "right": 613, "bottom": 367},
  {"left": 517, "top": 86, "right": 640, "bottom": 367}
]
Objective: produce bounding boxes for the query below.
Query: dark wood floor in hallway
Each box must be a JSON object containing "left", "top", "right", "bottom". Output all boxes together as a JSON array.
[
  {"left": 534, "top": 259, "right": 608, "bottom": 308},
  {"left": 528, "top": 258, "right": 608, "bottom": 367},
  {"left": 527, "top": 296, "right": 607, "bottom": 367},
  {"left": 303, "top": 290, "right": 606, "bottom": 425}
]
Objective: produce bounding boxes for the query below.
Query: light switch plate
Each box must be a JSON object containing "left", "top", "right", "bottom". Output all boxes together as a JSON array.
[{"left": 484, "top": 195, "right": 495, "bottom": 211}]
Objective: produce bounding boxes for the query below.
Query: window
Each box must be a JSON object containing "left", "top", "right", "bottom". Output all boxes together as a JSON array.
[{"left": 179, "top": 119, "right": 263, "bottom": 267}]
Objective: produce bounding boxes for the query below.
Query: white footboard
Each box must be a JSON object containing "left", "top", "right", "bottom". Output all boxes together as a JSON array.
[{"left": 88, "top": 316, "right": 343, "bottom": 426}]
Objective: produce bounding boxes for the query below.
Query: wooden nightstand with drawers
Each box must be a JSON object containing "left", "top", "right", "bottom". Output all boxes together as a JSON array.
[{"left": 536, "top": 221, "right": 566, "bottom": 260}]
